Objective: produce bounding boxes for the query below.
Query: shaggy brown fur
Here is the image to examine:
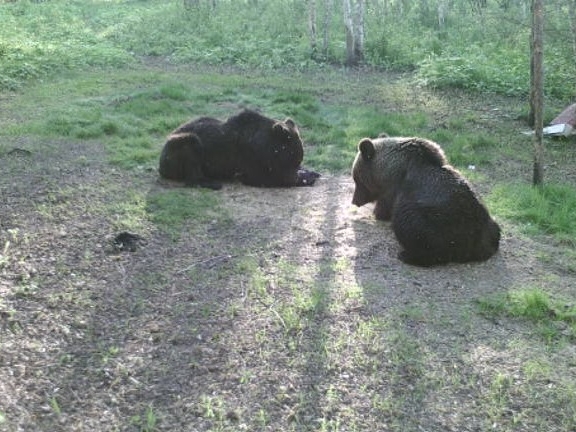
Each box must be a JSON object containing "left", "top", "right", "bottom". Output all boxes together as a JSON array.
[
  {"left": 159, "top": 109, "right": 319, "bottom": 189},
  {"left": 352, "top": 135, "right": 500, "bottom": 266}
]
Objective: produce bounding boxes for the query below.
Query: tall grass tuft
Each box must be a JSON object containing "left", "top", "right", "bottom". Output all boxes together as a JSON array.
[{"left": 488, "top": 183, "right": 576, "bottom": 241}]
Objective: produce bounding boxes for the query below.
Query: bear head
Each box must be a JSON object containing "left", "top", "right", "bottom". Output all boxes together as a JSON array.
[
  {"left": 351, "top": 135, "right": 448, "bottom": 207},
  {"left": 351, "top": 138, "right": 380, "bottom": 207},
  {"left": 269, "top": 118, "right": 304, "bottom": 168}
]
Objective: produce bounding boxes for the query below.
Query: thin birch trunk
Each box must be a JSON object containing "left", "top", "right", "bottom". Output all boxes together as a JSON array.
[{"left": 531, "top": 0, "right": 544, "bottom": 186}]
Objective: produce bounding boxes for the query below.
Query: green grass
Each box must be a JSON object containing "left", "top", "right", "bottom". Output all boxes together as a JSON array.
[
  {"left": 146, "top": 189, "right": 229, "bottom": 239},
  {"left": 2, "top": 0, "right": 575, "bottom": 99},
  {"left": 429, "top": 131, "right": 499, "bottom": 168},
  {"left": 478, "top": 287, "right": 576, "bottom": 343},
  {"left": 129, "top": 405, "right": 159, "bottom": 432},
  {"left": 8, "top": 76, "right": 199, "bottom": 169},
  {"left": 488, "top": 183, "right": 576, "bottom": 242},
  {"left": 0, "top": 0, "right": 132, "bottom": 90},
  {"left": 0, "top": 66, "right": 440, "bottom": 174}
]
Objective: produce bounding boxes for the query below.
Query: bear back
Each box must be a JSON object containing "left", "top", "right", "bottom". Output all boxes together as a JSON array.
[
  {"left": 358, "top": 136, "right": 447, "bottom": 166},
  {"left": 225, "top": 109, "right": 305, "bottom": 185},
  {"left": 353, "top": 136, "right": 448, "bottom": 193},
  {"left": 225, "top": 109, "right": 303, "bottom": 163}
]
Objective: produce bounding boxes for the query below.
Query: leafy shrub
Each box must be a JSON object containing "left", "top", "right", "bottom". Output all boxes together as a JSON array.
[
  {"left": 2, "top": 1, "right": 576, "bottom": 99},
  {"left": 0, "top": 1, "right": 132, "bottom": 89},
  {"left": 417, "top": 45, "right": 529, "bottom": 96}
]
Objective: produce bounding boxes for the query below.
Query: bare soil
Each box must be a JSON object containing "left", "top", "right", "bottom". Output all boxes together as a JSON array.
[{"left": 1, "top": 72, "right": 576, "bottom": 432}]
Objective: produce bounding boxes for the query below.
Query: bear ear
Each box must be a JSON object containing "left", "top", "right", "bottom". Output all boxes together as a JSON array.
[
  {"left": 378, "top": 132, "right": 389, "bottom": 138},
  {"left": 273, "top": 121, "right": 288, "bottom": 133},
  {"left": 273, "top": 122, "right": 295, "bottom": 141},
  {"left": 284, "top": 118, "right": 296, "bottom": 129},
  {"left": 358, "top": 138, "right": 376, "bottom": 161}
]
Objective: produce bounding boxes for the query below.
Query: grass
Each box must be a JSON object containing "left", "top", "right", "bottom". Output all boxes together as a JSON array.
[
  {"left": 3, "top": 64, "right": 517, "bottom": 178},
  {"left": 2, "top": 0, "right": 575, "bottom": 98},
  {"left": 0, "top": 1, "right": 132, "bottom": 90},
  {"left": 146, "top": 188, "right": 229, "bottom": 239},
  {"left": 130, "top": 405, "right": 159, "bottom": 432},
  {"left": 478, "top": 287, "right": 576, "bottom": 343},
  {"left": 488, "top": 183, "right": 576, "bottom": 243},
  {"left": 0, "top": 66, "right": 439, "bottom": 174},
  {"left": 431, "top": 131, "right": 500, "bottom": 168}
]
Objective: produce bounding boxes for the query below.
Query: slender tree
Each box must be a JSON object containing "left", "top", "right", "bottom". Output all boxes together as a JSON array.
[
  {"left": 343, "top": 0, "right": 365, "bottom": 66},
  {"left": 308, "top": 0, "right": 334, "bottom": 60},
  {"left": 569, "top": 0, "right": 576, "bottom": 93},
  {"left": 438, "top": 0, "right": 447, "bottom": 28},
  {"left": 322, "top": 0, "right": 333, "bottom": 58},
  {"left": 308, "top": 0, "right": 318, "bottom": 56},
  {"left": 531, "top": 0, "right": 544, "bottom": 186}
]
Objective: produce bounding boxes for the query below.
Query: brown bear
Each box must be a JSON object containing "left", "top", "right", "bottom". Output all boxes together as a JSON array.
[
  {"left": 351, "top": 135, "right": 500, "bottom": 266},
  {"left": 159, "top": 116, "right": 234, "bottom": 190},
  {"left": 158, "top": 109, "right": 320, "bottom": 190}
]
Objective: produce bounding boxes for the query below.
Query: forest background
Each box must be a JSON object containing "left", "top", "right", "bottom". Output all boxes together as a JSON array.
[{"left": 1, "top": 0, "right": 576, "bottom": 101}]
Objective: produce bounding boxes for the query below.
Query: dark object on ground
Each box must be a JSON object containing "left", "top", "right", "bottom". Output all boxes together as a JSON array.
[
  {"left": 297, "top": 168, "right": 321, "bottom": 186},
  {"left": 351, "top": 135, "right": 500, "bottom": 266},
  {"left": 5, "top": 148, "right": 32, "bottom": 157},
  {"left": 113, "top": 232, "right": 145, "bottom": 252},
  {"left": 158, "top": 109, "right": 320, "bottom": 189}
]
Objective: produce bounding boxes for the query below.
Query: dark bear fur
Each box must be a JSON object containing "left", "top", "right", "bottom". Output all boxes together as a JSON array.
[
  {"left": 158, "top": 109, "right": 320, "bottom": 189},
  {"left": 158, "top": 116, "right": 234, "bottom": 190},
  {"left": 352, "top": 135, "right": 500, "bottom": 266}
]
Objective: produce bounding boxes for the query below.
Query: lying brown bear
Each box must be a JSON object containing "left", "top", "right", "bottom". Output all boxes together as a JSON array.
[
  {"left": 352, "top": 135, "right": 501, "bottom": 266},
  {"left": 159, "top": 109, "right": 320, "bottom": 190}
]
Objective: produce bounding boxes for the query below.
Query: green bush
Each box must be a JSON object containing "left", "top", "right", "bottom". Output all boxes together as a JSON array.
[{"left": 2, "top": 1, "right": 576, "bottom": 99}]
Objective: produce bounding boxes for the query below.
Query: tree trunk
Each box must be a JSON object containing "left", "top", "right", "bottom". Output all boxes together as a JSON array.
[
  {"left": 438, "top": 0, "right": 447, "bottom": 28},
  {"left": 531, "top": 0, "right": 544, "bottom": 186},
  {"left": 343, "top": 0, "right": 355, "bottom": 65},
  {"left": 353, "top": 0, "right": 365, "bottom": 62},
  {"left": 343, "top": 0, "right": 364, "bottom": 66},
  {"left": 308, "top": 0, "right": 318, "bottom": 56},
  {"left": 569, "top": 0, "right": 576, "bottom": 94},
  {"left": 322, "top": 0, "right": 333, "bottom": 58}
]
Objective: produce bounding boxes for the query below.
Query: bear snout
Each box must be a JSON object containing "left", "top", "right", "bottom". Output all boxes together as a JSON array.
[{"left": 352, "top": 184, "right": 371, "bottom": 206}]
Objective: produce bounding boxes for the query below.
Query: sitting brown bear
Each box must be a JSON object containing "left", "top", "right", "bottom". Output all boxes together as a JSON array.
[
  {"left": 159, "top": 109, "right": 320, "bottom": 190},
  {"left": 351, "top": 135, "right": 500, "bottom": 266}
]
